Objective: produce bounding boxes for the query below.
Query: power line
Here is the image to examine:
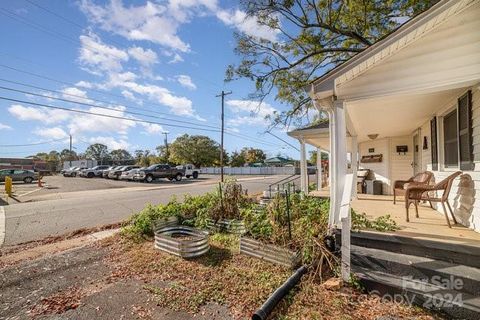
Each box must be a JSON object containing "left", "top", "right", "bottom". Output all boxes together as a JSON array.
[
  {"left": 266, "top": 131, "right": 300, "bottom": 151},
  {"left": 0, "top": 96, "right": 222, "bottom": 133},
  {"left": 0, "top": 137, "right": 68, "bottom": 147},
  {"left": 0, "top": 63, "right": 223, "bottom": 127},
  {"left": 0, "top": 84, "right": 222, "bottom": 131},
  {"left": 3, "top": 3, "right": 223, "bottom": 90}
]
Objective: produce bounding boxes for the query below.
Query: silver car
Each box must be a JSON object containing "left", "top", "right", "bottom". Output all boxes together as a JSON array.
[
  {"left": 0, "top": 169, "right": 38, "bottom": 183},
  {"left": 119, "top": 168, "right": 144, "bottom": 181}
]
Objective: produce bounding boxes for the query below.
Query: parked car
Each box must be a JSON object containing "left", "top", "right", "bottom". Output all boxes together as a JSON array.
[
  {"left": 79, "top": 165, "right": 110, "bottom": 178},
  {"left": 102, "top": 166, "right": 121, "bottom": 178},
  {"left": 63, "top": 167, "right": 85, "bottom": 177},
  {"left": 176, "top": 164, "right": 199, "bottom": 179},
  {"left": 108, "top": 165, "right": 140, "bottom": 180},
  {"left": 119, "top": 167, "right": 144, "bottom": 181},
  {"left": 0, "top": 169, "right": 38, "bottom": 183},
  {"left": 133, "top": 164, "right": 184, "bottom": 183}
]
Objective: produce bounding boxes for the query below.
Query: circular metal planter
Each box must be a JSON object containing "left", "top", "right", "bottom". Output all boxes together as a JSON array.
[
  {"left": 154, "top": 226, "right": 209, "bottom": 258},
  {"left": 153, "top": 216, "right": 179, "bottom": 230},
  {"left": 207, "top": 218, "right": 246, "bottom": 235}
]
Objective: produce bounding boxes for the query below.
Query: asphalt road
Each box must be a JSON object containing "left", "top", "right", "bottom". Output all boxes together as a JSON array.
[{"left": 1, "top": 175, "right": 286, "bottom": 246}]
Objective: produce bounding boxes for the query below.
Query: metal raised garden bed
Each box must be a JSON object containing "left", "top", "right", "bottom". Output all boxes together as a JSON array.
[
  {"left": 240, "top": 237, "right": 301, "bottom": 269},
  {"left": 207, "top": 218, "right": 246, "bottom": 235},
  {"left": 153, "top": 216, "right": 179, "bottom": 230},
  {"left": 154, "top": 226, "right": 209, "bottom": 258}
]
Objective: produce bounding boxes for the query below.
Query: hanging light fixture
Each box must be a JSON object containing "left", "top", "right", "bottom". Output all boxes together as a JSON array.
[{"left": 367, "top": 134, "right": 379, "bottom": 140}]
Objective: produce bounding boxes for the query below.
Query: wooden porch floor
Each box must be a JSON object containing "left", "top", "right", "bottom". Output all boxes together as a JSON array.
[{"left": 309, "top": 188, "right": 480, "bottom": 246}]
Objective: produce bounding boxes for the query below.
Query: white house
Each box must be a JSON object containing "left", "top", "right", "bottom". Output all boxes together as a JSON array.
[{"left": 289, "top": 0, "right": 480, "bottom": 234}]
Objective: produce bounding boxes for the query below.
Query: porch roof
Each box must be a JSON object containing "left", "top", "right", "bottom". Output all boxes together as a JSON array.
[
  {"left": 307, "top": 0, "right": 480, "bottom": 143},
  {"left": 308, "top": 0, "right": 478, "bottom": 100}
]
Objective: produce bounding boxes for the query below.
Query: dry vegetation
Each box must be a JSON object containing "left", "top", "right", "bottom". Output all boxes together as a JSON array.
[{"left": 100, "top": 233, "right": 440, "bottom": 320}]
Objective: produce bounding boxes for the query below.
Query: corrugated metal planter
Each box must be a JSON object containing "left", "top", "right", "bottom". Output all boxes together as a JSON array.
[
  {"left": 240, "top": 237, "right": 301, "bottom": 269},
  {"left": 207, "top": 219, "right": 246, "bottom": 235},
  {"left": 153, "top": 216, "right": 179, "bottom": 230},
  {"left": 154, "top": 226, "right": 209, "bottom": 258}
]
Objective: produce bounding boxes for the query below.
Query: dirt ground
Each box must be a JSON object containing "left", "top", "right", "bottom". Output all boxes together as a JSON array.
[{"left": 0, "top": 232, "right": 442, "bottom": 320}]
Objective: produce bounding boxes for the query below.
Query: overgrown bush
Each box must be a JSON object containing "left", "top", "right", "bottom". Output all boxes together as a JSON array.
[
  {"left": 351, "top": 210, "right": 399, "bottom": 232},
  {"left": 122, "top": 180, "right": 252, "bottom": 238},
  {"left": 121, "top": 199, "right": 182, "bottom": 240}
]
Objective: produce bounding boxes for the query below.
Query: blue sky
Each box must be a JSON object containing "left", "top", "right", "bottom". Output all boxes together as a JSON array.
[{"left": 0, "top": 0, "right": 315, "bottom": 159}]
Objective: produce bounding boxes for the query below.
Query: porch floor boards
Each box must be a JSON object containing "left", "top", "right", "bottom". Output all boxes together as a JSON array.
[{"left": 309, "top": 188, "right": 480, "bottom": 246}]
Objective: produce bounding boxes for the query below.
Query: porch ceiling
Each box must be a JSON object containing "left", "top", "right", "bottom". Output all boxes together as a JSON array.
[{"left": 347, "top": 87, "right": 467, "bottom": 142}]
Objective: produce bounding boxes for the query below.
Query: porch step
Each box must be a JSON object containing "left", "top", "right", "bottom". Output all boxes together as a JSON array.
[
  {"left": 336, "top": 230, "right": 480, "bottom": 268},
  {"left": 351, "top": 245, "right": 480, "bottom": 296},
  {"left": 354, "top": 267, "right": 480, "bottom": 320}
]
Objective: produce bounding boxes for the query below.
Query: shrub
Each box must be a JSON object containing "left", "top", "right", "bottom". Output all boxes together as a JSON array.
[{"left": 351, "top": 210, "right": 399, "bottom": 232}]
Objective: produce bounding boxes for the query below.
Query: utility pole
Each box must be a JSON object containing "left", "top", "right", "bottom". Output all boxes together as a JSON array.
[
  {"left": 216, "top": 90, "right": 232, "bottom": 182},
  {"left": 69, "top": 134, "right": 72, "bottom": 167},
  {"left": 163, "top": 132, "right": 169, "bottom": 163}
]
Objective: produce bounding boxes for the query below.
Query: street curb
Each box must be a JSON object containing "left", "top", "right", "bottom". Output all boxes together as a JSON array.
[
  {"left": 0, "top": 206, "right": 5, "bottom": 246},
  {"left": 0, "top": 228, "right": 119, "bottom": 266}
]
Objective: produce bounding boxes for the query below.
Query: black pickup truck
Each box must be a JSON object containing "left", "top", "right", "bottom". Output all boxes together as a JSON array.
[{"left": 133, "top": 164, "right": 185, "bottom": 183}]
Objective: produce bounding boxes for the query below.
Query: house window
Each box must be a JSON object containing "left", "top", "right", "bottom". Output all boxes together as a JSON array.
[
  {"left": 443, "top": 109, "right": 458, "bottom": 168},
  {"left": 442, "top": 90, "right": 473, "bottom": 170}
]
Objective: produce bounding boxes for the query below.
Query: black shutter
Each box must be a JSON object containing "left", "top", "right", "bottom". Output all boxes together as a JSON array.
[
  {"left": 431, "top": 117, "right": 438, "bottom": 171},
  {"left": 458, "top": 90, "right": 473, "bottom": 171}
]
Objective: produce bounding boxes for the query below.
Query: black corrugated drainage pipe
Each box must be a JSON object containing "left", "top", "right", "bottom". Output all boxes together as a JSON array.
[{"left": 251, "top": 265, "right": 308, "bottom": 320}]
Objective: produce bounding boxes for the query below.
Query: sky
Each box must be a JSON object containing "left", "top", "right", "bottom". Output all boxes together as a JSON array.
[{"left": 0, "top": 0, "right": 316, "bottom": 160}]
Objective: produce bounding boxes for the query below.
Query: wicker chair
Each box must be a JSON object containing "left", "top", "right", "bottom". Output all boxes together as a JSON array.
[
  {"left": 404, "top": 171, "right": 462, "bottom": 228},
  {"left": 393, "top": 171, "right": 433, "bottom": 204}
]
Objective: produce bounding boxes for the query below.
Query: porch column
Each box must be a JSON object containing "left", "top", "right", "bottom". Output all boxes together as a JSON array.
[
  {"left": 316, "top": 148, "right": 322, "bottom": 190},
  {"left": 329, "top": 100, "right": 348, "bottom": 227},
  {"left": 351, "top": 136, "right": 358, "bottom": 198},
  {"left": 299, "top": 139, "right": 307, "bottom": 193}
]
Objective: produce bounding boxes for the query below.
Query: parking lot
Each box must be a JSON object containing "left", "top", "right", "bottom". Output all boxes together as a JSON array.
[{"left": 2, "top": 174, "right": 221, "bottom": 202}]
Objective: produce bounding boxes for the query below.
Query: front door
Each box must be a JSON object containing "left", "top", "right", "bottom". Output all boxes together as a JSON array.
[{"left": 412, "top": 132, "right": 420, "bottom": 175}]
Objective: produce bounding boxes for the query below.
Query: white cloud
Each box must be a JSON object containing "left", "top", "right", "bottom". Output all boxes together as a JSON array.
[
  {"left": 61, "top": 87, "right": 91, "bottom": 103},
  {"left": 0, "top": 123, "right": 12, "bottom": 130},
  {"left": 8, "top": 104, "right": 71, "bottom": 124},
  {"left": 226, "top": 99, "right": 277, "bottom": 127},
  {"left": 89, "top": 136, "right": 130, "bottom": 150},
  {"left": 79, "top": 0, "right": 190, "bottom": 52},
  {"left": 141, "top": 123, "right": 165, "bottom": 135},
  {"left": 128, "top": 46, "right": 158, "bottom": 67},
  {"left": 176, "top": 75, "right": 196, "bottom": 90},
  {"left": 68, "top": 106, "right": 136, "bottom": 136},
  {"left": 34, "top": 127, "right": 69, "bottom": 139},
  {"left": 121, "top": 90, "right": 143, "bottom": 105},
  {"left": 216, "top": 9, "right": 279, "bottom": 42},
  {"left": 79, "top": 32, "right": 129, "bottom": 74},
  {"left": 168, "top": 53, "right": 183, "bottom": 64},
  {"left": 75, "top": 80, "right": 94, "bottom": 89}
]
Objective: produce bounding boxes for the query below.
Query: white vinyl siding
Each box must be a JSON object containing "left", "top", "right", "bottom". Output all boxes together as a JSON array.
[
  {"left": 389, "top": 136, "right": 414, "bottom": 194},
  {"left": 432, "top": 87, "right": 480, "bottom": 232},
  {"left": 358, "top": 139, "right": 390, "bottom": 195}
]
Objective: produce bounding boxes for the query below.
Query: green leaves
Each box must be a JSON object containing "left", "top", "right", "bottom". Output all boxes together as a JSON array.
[{"left": 227, "top": 0, "right": 437, "bottom": 128}]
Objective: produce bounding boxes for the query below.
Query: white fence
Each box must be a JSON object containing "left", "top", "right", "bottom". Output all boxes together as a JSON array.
[{"left": 200, "top": 166, "right": 297, "bottom": 175}]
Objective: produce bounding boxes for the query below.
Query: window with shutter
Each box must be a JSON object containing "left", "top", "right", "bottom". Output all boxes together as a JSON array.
[
  {"left": 443, "top": 109, "right": 458, "bottom": 168},
  {"left": 458, "top": 91, "right": 473, "bottom": 171},
  {"left": 431, "top": 117, "right": 438, "bottom": 170}
]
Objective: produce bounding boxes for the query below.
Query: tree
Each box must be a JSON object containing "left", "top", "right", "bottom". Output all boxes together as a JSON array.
[
  {"left": 168, "top": 134, "right": 224, "bottom": 168},
  {"left": 230, "top": 150, "right": 246, "bottom": 167},
  {"left": 60, "top": 149, "right": 78, "bottom": 163},
  {"left": 84, "top": 143, "right": 110, "bottom": 164},
  {"left": 242, "top": 147, "right": 266, "bottom": 164},
  {"left": 226, "top": 0, "right": 436, "bottom": 127},
  {"left": 110, "top": 149, "right": 133, "bottom": 164}
]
